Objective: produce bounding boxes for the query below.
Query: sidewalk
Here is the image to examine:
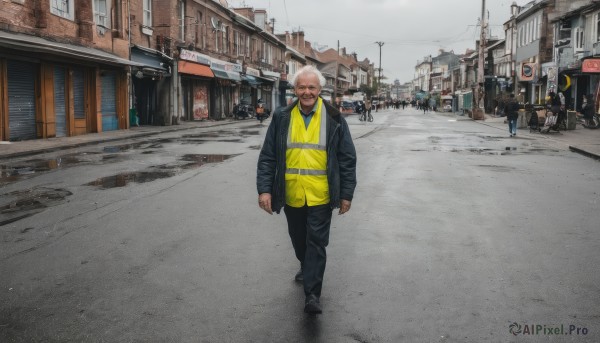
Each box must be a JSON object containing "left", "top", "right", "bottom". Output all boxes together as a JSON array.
[
  {"left": 1, "top": 114, "right": 599, "bottom": 161},
  {"left": 0, "top": 119, "right": 239, "bottom": 161},
  {"left": 445, "top": 112, "right": 600, "bottom": 161}
]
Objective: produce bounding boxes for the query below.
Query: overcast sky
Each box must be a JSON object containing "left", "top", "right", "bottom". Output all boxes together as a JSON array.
[{"left": 232, "top": 0, "right": 528, "bottom": 84}]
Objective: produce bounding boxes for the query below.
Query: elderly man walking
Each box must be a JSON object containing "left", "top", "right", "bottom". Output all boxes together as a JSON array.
[{"left": 256, "top": 65, "right": 357, "bottom": 314}]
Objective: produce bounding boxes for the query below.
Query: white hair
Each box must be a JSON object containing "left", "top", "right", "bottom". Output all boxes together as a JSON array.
[{"left": 290, "top": 65, "right": 326, "bottom": 87}]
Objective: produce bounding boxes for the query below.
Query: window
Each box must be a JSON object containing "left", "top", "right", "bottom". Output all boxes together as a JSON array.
[
  {"left": 234, "top": 31, "right": 246, "bottom": 56},
  {"left": 246, "top": 36, "right": 250, "bottom": 58},
  {"left": 595, "top": 12, "right": 600, "bottom": 42},
  {"left": 179, "top": 1, "right": 185, "bottom": 41},
  {"left": 143, "top": 0, "right": 152, "bottom": 27},
  {"left": 196, "top": 11, "right": 203, "bottom": 48},
  {"left": 222, "top": 26, "right": 229, "bottom": 54},
  {"left": 574, "top": 27, "right": 584, "bottom": 53},
  {"left": 50, "top": 0, "right": 74, "bottom": 20},
  {"left": 94, "top": 0, "right": 109, "bottom": 28}
]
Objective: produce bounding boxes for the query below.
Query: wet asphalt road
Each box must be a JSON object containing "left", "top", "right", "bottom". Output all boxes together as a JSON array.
[{"left": 1, "top": 107, "right": 599, "bottom": 342}]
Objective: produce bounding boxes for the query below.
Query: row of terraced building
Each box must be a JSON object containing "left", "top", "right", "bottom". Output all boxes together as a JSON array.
[{"left": 0, "top": 0, "right": 375, "bottom": 142}]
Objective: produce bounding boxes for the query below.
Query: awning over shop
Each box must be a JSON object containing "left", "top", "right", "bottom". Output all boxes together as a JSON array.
[
  {"left": 256, "top": 75, "right": 276, "bottom": 83},
  {"left": 178, "top": 61, "right": 214, "bottom": 78},
  {"left": 0, "top": 30, "right": 144, "bottom": 67},
  {"left": 211, "top": 69, "right": 241, "bottom": 81},
  {"left": 261, "top": 69, "right": 281, "bottom": 79},
  {"left": 131, "top": 46, "right": 169, "bottom": 72},
  {"left": 242, "top": 74, "right": 262, "bottom": 86}
]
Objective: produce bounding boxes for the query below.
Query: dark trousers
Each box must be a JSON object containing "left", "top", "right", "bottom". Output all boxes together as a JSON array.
[{"left": 284, "top": 204, "right": 332, "bottom": 298}]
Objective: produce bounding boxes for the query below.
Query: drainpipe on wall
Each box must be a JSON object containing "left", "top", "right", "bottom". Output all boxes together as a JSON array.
[{"left": 172, "top": 61, "right": 179, "bottom": 124}]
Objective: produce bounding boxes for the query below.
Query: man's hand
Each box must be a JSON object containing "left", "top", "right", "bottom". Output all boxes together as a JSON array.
[
  {"left": 338, "top": 199, "right": 351, "bottom": 215},
  {"left": 258, "top": 193, "right": 273, "bottom": 215}
]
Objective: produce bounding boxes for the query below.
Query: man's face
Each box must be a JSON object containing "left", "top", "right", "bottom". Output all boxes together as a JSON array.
[{"left": 294, "top": 73, "right": 321, "bottom": 110}]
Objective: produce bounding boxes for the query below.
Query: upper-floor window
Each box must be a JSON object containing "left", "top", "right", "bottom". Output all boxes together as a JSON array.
[
  {"left": 594, "top": 12, "right": 600, "bottom": 43},
  {"left": 246, "top": 36, "right": 250, "bottom": 58},
  {"left": 261, "top": 42, "right": 272, "bottom": 64},
  {"left": 234, "top": 31, "right": 247, "bottom": 56},
  {"left": 222, "top": 26, "right": 229, "bottom": 54},
  {"left": 196, "top": 11, "right": 204, "bottom": 49},
  {"left": 50, "top": 0, "right": 74, "bottom": 20},
  {"left": 179, "top": 0, "right": 185, "bottom": 41},
  {"left": 94, "top": 0, "right": 110, "bottom": 28},
  {"left": 143, "top": 0, "right": 152, "bottom": 27},
  {"left": 574, "top": 27, "right": 584, "bottom": 53}
]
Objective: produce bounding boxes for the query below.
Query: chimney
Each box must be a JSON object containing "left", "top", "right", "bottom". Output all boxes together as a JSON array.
[
  {"left": 511, "top": 2, "right": 519, "bottom": 17},
  {"left": 298, "top": 31, "right": 305, "bottom": 49},
  {"left": 341, "top": 47, "right": 346, "bottom": 56}
]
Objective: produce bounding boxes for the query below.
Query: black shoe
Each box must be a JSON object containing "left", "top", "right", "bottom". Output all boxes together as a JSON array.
[
  {"left": 304, "top": 294, "right": 322, "bottom": 314},
  {"left": 294, "top": 268, "right": 303, "bottom": 282}
]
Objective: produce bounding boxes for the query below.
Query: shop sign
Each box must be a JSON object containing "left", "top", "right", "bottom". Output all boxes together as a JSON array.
[
  {"left": 582, "top": 59, "right": 600, "bottom": 73},
  {"left": 180, "top": 49, "right": 211, "bottom": 66},
  {"left": 210, "top": 59, "right": 242, "bottom": 73},
  {"left": 246, "top": 67, "right": 261, "bottom": 77},
  {"left": 520, "top": 63, "right": 536, "bottom": 81}
]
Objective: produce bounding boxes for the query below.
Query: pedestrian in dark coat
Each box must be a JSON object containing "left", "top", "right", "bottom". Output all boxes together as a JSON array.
[
  {"left": 506, "top": 93, "right": 520, "bottom": 137},
  {"left": 582, "top": 94, "right": 595, "bottom": 126}
]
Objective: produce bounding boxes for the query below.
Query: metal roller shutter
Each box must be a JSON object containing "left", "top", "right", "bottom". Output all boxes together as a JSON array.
[
  {"left": 54, "top": 66, "right": 67, "bottom": 137},
  {"left": 101, "top": 72, "right": 118, "bottom": 131},
  {"left": 73, "top": 68, "right": 85, "bottom": 119},
  {"left": 7, "top": 60, "right": 37, "bottom": 141}
]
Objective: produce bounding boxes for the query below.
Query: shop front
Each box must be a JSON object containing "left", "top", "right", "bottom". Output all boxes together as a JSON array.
[
  {"left": 242, "top": 67, "right": 262, "bottom": 107},
  {"left": 178, "top": 60, "right": 213, "bottom": 121},
  {"left": 260, "top": 69, "right": 281, "bottom": 112},
  {"left": 581, "top": 58, "right": 600, "bottom": 111},
  {"left": 210, "top": 59, "right": 242, "bottom": 120},
  {"left": 178, "top": 49, "right": 214, "bottom": 121},
  {"left": 130, "top": 46, "right": 172, "bottom": 126},
  {"left": 0, "top": 30, "right": 133, "bottom": 142}
]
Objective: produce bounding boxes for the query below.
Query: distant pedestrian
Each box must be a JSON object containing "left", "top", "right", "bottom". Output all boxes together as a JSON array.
[
  {"left": 506, "top": 93, "right": 519, "bottom": 137},
  {"left": 582, "top": 94, "right": 595, "bottom": 127},
  {"left": 365, "top": 98, "right": 372, "bottom": 117}
]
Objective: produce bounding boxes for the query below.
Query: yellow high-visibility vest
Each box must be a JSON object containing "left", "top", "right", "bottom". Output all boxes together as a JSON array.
[{"left": 285, "top": 98, "right": 329, "bottom": 207}]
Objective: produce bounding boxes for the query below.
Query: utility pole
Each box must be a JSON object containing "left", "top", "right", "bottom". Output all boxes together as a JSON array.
[{"left": 475, "top": 0, "right": 486, "bottom": 119}]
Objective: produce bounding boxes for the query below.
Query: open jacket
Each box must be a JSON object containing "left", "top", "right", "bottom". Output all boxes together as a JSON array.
[{"left": 256, "top": 98, "right": 357, "bottom": 214}]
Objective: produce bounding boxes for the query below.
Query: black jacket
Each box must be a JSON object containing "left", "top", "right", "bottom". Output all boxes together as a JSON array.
[
  {"left": 256, "top": 98, "right": 357, "bottom": 214},
  {"left": 506, "top": 99, "right": 520, "bottom": 120}
]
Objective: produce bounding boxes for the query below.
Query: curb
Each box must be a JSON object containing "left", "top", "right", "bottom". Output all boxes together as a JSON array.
[
  {"left": 0, "top": 120, "right": 239, "bottom": 161},
  {"left": 568, "top": 146, "right": 600, "bottom": 160}
]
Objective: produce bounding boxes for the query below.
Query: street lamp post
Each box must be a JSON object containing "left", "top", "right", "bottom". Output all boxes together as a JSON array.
[
  {"left": 375, "top": 41, "right": 384, "bottom": 90},
  {"left": 375, "top": 41, "right": 384, "bottom": 111}
]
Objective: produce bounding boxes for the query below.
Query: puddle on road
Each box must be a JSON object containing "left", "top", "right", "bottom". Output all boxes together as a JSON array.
[
  {"left": 0, "top": 187, "right": 72, "bottom": 226},
  {"left": 238, "top": 130, "right": 260, "bottom": 136},
  {"left": 0, "top": 153, "right": 114, "bottom": 186},
  {"left": 85, "top": 154, "right": 239, "bottom": 189},
  {"left": 85, "top": 171, "right": 176, "bottom": 189},
  {"left": 477, "top": 165, "right": 517, "bottom": 172}
]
